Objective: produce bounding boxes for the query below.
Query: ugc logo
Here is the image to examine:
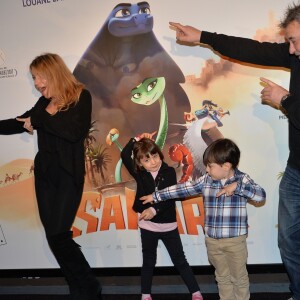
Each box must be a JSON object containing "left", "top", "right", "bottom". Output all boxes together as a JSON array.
[{"left": 0, "top": 49, "right": 6, "bottom": 67}]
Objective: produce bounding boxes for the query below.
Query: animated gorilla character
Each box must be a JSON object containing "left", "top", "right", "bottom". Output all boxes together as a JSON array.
[{"left": 74, "top": 2, "right": 190, "bottom": 134}]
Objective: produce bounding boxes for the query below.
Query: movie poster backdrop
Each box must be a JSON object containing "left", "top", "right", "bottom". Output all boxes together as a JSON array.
[{"left": 0, "top": 0, "right": 289, "bottom": 268}]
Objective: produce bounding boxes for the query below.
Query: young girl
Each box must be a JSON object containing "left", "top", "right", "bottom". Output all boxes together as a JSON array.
[{"left": 121, "top": 134, "right": 203, "bottom": 300}]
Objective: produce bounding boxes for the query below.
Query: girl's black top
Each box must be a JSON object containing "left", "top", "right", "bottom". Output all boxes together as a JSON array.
[{"left": 121, "top": 138, "right": 178, "bottom": 224}]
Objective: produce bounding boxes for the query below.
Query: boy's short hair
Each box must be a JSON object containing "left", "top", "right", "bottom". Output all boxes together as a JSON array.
[
  {"left": 203, "top": 138, "right": 240, "bottom": 169},
  {"left": 132, "top": 138, "right": 164, "bottom": 172}
]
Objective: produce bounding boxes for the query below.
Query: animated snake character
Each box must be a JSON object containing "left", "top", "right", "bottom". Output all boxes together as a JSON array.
[
  {"left": 106, "top": 77, "right": 167, "bottom": 183},
  {"left": 169, "top": 101, "right": 230, "bottom": 182},
  {"left": 73, "top": 2, "right": 190, "bottom": 152},
  {"left": 131, "top": 77, "right": 168, "bottom": 150}
]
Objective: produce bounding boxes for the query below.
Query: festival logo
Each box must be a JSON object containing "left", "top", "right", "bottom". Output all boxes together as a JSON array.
[
  {"left": 0, "top": 49, "right": 17, "bottom": 79},
  {"left": 0, "top": 225, "right": 7, "bottom": 246}
]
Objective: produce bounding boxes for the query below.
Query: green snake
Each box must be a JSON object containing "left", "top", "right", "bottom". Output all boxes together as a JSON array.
[
  {"left": 108, "top": 77, "right": 168, "bottom": 183},
  {"left": 131, "top": 77, "right": 168, "bottom": 149}
]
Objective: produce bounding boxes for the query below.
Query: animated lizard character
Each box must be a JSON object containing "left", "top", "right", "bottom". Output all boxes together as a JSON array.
[{"left": 106, "top": 128, "right": 123, "bottom": 183}]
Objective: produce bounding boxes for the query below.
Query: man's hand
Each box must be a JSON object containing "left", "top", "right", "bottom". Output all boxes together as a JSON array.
[
  {"left": 139, "top": 208, "right": 155, "bottom": 221},
  {"left": 260, "top": 77, "right": 289, "bottom": 109},
  {"left": 216, "top": 182, "right": 237, "bottom": 197},
  {"left": 140, "top": 194, "right": 154, "bottom": 204},
  {"left": 169, "top": 22, "right": 201, "bottom": 44},
  {"left": 16, "top": 117, "right": 33, "bottom": 135}
]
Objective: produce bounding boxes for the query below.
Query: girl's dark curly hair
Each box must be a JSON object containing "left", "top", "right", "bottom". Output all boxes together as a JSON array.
[{"left": 132, "top": 138, "right": 164, "bottom": 172}]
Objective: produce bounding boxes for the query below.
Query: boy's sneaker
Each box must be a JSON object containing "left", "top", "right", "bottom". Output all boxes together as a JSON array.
[{"left": 192, "top": 294, "right": 203, "bottom": 300}]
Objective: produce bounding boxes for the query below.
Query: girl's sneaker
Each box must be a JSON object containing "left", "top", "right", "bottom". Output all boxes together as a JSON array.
[{"left": 192, "top": 294, "right": 203, "bottom": 300}]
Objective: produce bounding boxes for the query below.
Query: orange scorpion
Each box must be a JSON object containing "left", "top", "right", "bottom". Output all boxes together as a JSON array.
[{"left": 169, "top": 144, "right": 194, "bottom": 183}]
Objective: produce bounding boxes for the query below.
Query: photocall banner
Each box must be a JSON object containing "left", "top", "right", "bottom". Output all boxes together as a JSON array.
[{"left": 0, "top": 0, "right": 289, "bottom": 269}]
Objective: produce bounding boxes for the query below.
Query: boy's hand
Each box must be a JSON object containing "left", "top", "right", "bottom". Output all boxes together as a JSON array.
[
  {"left": 139, "top": 208, "right": 155, "bottom": 221},
  {"left": 140, "top": 194, "right": 154, "bottom": 204},
  {"left": 216, "top": 182, "right": 237, "bottom": 197}
]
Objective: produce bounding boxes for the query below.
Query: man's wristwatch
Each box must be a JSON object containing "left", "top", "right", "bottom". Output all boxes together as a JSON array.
[{"left": 280, "top": 93, "right": 290, "bottom": 107}]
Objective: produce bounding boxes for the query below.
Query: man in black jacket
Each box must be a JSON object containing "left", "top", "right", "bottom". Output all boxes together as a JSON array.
[{"left": 168, "top": 3, "right": 300, "bottom": 300}]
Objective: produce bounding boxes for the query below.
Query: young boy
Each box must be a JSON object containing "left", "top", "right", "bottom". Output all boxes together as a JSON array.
[{"left": 141, "top": 138, "right": 266, "bottom": 300}]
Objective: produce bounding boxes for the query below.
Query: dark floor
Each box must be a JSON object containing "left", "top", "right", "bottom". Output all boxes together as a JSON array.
[
  {"left": 0, "top": 273, "right": 292, "bottom": 299},
  {"left": 0, "top": 266, "right": 292, "bottom": 299},
  {"left": 0, "top": 293, "right": 293, "bottom": 299}
]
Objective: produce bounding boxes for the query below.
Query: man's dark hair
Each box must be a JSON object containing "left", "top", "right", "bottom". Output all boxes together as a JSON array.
[
  {"left": 280, "top": 2, "right": 300, "bottom": 28},
  {"left": 203, "top": 138, "right": 240, "bottom": 169}
]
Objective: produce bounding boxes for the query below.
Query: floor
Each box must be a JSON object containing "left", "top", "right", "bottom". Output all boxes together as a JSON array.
[
  {"left": 0, "top": 293, "right": 293, "bottom": 300},
  {"left": 0, "top": 272, "right": 291, "bottom": 298}
]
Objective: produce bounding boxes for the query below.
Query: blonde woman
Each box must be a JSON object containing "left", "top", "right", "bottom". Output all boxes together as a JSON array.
[{"left": 0, "top": 53, "right": 101, "bottom": 300}]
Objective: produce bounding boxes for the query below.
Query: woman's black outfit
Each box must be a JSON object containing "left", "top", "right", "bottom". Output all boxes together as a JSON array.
[
  {"left": 0, "top": 89, "right": 101, "bottom": 300},
  {"left": 121, "top": 138, "right": 200, "bottom": 295}
]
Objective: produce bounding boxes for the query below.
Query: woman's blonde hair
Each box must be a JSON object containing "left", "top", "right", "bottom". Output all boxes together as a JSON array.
[{"left": 30, "top": 53, "right": 84, "bottom": 111}]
